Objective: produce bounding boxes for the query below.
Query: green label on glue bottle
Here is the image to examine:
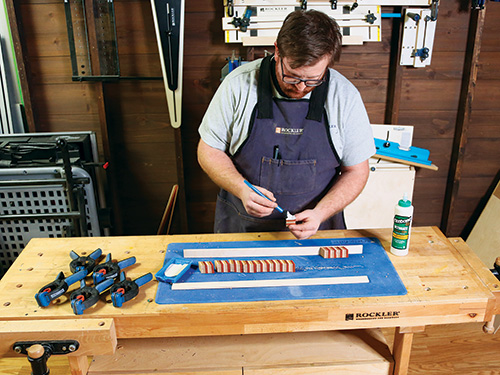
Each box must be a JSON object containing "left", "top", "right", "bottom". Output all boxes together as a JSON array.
[{"left": 392, "top": 215, "right": 412, "bottom": 250}]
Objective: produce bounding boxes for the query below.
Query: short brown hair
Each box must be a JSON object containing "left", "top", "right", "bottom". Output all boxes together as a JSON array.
[{"left": 276, "top": 10, "right": 342, "bottom": 68}]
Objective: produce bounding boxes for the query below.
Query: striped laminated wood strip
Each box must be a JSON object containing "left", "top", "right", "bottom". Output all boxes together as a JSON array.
[
  {"left": 209, "top": 259, "right": 296, "bottom": 273},
  {"left": 208, "top": 261, "right": 214, "bottom": 273},
  {"left": 235, "top": 260, "right": 242, "bottom": 272},
  {"left": 214, "top": 260, "right": 222, "bottom": 272},
  {"left": 255, "top": 260, "right": 262, "bottom": 273},
  {"left": 278, "top": 259, "right": 286, "bottom": 272},
  {"left": 274, "top": 260, "right": 280, "bottom": 272},
  {"left": 319, "top": 246, "right": 349, "bottom": 259},
  {"left": 267, "top": 260, "right": 274, "bottom": 272},
  {"left": 262, "top": 260, "right": 269, "bottom": 273},
  {"left": 199, "top": 261, "right": 216, "bottom": 274},
  {"left": 248, "top": 261, "right": 256, "bottom": 273},
  {"left": 198, "top": 261, "right": 207, "bottom": 274}
]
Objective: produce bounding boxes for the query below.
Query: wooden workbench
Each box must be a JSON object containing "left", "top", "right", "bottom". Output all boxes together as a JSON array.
[{"left": 0, "top": 227, "right": 498, "bottom": 375}]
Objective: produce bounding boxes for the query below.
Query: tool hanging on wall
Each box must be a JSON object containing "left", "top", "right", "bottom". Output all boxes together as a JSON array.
[
  {"left": 400, "top": 6, "right": 438, "bottom": 67},
  {"left": 151, "top": 0, "right": 185, "bottom": 128},
  {"left": 231, "top": 6, "right": 254, "bottom": 32},
  {"left": 64, "top": 0, "right": 120, "bottom": 80},
  {"left": 64, "top": 0, "right": 163, "bottom": 82},
  {"left": 222, "top": 1, "right": 439, "bottom": 48},
  {"left": 222, "top": 2, "right": 382, "bottom": 46}
]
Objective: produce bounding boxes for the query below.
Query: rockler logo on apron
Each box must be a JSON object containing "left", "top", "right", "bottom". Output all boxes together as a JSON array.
[{"left": 275, "top": 127, "right": 304, "bottom": 135}]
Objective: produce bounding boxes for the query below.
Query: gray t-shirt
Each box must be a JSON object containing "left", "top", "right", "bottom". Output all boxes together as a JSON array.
[{"left": 199, "top": 58, "right": 375, "bottom": 167}]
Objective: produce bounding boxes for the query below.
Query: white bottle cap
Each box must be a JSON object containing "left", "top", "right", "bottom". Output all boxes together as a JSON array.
[{"left": 391, "top": 247, "right": 409, "bottom": 256}]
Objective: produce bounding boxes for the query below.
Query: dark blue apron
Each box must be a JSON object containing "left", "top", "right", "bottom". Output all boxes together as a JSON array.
[{"left": 214, "top": 55, "right": 345, "bottom": 233}]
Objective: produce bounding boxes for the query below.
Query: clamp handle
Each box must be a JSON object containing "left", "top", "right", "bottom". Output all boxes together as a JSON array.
[
  {"left": 92, "top": 254, "right": 136, "bottom": 284},
  {"left": 65, "top": 269, "right": 88, "bottom": 286},
  {"left": 117, "top": 256, "right": 137, "bottom": 270},
  {"left": 110, "top": 272, "right": 153, "bottom": 308},
  {"left": 70, "top": 278, "right": 114, "bottom": 315},
  {"left": 35, "top": 269, "right": 87, "bottom": 307},
  {"left": 135, "top": 273, "right": 153, "bottom": 287}
]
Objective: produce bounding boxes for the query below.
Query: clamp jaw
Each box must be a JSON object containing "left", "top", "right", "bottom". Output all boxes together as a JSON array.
[
  {"left": 69, "top": 248, "right": 102, "bottom": 274},
  {"left": 92, "top": 253, "right": 136, "bottom": 284},
  {"left": 35, "top": 270, "right": 87, "bottom": 307},
  {"left": 110, "top": 272, "right": 153, "bottom": 307},
  {"left": 70, "top": 278, "right": 114, "bottom": 315}
]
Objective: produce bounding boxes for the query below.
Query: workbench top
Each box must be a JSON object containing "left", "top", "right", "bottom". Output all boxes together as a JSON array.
[{"left": 0, "top": 226, "right": 498, "bottom": 340}]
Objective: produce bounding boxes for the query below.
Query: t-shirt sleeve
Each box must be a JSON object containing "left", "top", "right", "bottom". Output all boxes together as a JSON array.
[
  {"left": 339, "top": 90, "right": 376, "bottom": 166},
  {"left": 198, "top": 77, "right": 236, "bottom": 152}
]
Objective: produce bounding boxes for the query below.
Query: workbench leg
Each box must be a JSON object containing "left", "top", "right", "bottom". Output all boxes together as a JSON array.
[
  {"left": 392, "top": 326, "right": 424, "bottom": 375},
  {"left": 68, "top": 355, "right": 90, "bottom": 375}
]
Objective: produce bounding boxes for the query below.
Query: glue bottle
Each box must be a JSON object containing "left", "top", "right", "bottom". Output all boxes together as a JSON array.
[{"left": 391, "top": 194, "right": 414, "bottom": 256}]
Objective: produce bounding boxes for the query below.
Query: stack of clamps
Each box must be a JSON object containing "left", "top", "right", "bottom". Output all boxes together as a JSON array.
[{"left": 34, "top": 249, "right": 152, "bottom": 315}]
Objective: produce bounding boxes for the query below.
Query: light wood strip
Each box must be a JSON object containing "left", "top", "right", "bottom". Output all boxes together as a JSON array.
[
  {"left": 183, "top": 245, "right": 363, "bottom": 258},
  {"left": 172, "top": 275, "right": 369, "bottom": 290}
]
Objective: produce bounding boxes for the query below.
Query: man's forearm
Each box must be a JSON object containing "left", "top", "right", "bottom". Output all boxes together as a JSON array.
[{"left": 313, "top": 160, "right": 369, "bottom": 222}]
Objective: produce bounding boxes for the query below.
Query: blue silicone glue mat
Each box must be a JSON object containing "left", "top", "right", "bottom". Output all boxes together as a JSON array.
[{"left": 155, "top": 237, "right": 407, "bottom": 304}]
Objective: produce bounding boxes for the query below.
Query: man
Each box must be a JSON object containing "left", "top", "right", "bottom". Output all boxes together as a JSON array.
[{"left": 198, "top": 10, "right": 375, "bottom": 239}]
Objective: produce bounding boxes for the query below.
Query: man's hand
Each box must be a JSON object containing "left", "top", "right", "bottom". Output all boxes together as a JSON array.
[
  {"left": 287, "top": 160, "right": 370, "bottom": 239},
  {"left": 241, "top": 185, "right": 278, "bottom": 217},
  {"left": 287, "top": 209, "right": 322, "bottom": 239}
]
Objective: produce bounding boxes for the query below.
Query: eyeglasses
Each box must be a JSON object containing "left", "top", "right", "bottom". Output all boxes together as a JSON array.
[{"left": 280, "top": 58, "right": 327, "bottom": 87}]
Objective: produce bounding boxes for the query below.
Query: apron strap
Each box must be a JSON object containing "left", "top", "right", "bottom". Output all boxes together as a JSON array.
[
  {"left": 256, "top": 54, "right": 330, "bottom": 122},
  {"left": 306, "top": 69, "right": 330, "bottom": 122},
  {"left": 257, "top": 55, "right": 274, "bottom": 119}
]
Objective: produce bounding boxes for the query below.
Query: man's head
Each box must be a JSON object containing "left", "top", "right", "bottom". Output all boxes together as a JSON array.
[{"left": 275, "top": 10, "right": 342, "bottom": 69}]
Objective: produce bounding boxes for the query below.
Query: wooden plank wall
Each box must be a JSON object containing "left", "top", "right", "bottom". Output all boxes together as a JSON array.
[
  {"left": 456, "top": 3, "right": 500, "bottom": 238},
  {"left": 16, "top": 0, "right": 182, "bottom": 235},
  {"left": 10, "top": 1, "right": 500, "bottom": 237}
]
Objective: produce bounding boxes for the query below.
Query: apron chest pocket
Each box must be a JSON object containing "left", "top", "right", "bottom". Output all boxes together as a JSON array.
[{"left": 259, "top": 157, "right": 317, "bottom": 195}]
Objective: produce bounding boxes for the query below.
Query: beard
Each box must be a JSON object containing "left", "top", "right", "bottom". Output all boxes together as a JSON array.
[{"left": 280, "top": 82, "right": 316, "bottom": 99}]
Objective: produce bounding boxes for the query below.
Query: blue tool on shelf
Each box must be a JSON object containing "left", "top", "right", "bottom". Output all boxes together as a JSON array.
[
  {"left": 221, "top": 51, "right": 249, "bottom": 81},
  {"left": 110, "top": 272, "right": 153, "bottom": 307},
  {"left": 374, "top": 138, "right": 438, "bottom": 171},
  {"left": 35, "top": 269, "right": 87, "bottom": 307},
  {"left": 381, "top": 13, "right": 402, "bottom": 18},
  {"left": 70, "top": 278, "right": 115, "bottom": 315},
  {"left": 92, "top": 253, "right": 136, "bottom": 284},
  {"left": 155, "top": 257, "right": 193, "bottom": 284}
]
